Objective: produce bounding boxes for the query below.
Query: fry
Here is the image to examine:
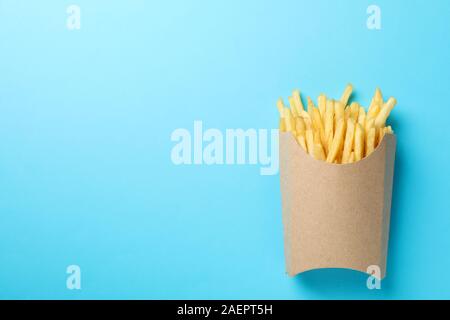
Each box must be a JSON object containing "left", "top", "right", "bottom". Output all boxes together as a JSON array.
[
  {"left": 318, "top": 94, "right": 327, "bottom": 118},
  {"left": 378, "top": 127, "right": 385, "bottom": 146},
  {"left": 326, "top": 131, "right": 333, "bottom": 156},
  {"left": 324, "top": 99, "right": 334, "bottom": 143},
  {"left": 375, "top": 97, "right": 397, "bottom": 128},
  {"left": 305, "top": 129, "right": 315, "bottom": 156},
  {"left": 303, "top": 116, "right": 312, "bottom": 130},
  {"left": 350, "top": 102, "right": 360, "bottom": 122},
  {"left": 334, "top": 101, "right": 345, "bottom": 130},
  {"left": 277, "top": 98, "right": 285, "bottom": 118},
  {"left": 348, "top": 152, "right": 355, "bottom": 163},
  {"left": 365, "top": 118, "right": 375, "bottom": 132},
  {"left": 299, "top": 110, "right": 310, "bottom": 119},
  {"left": 365, "top": 121, "right": 373, "bottom": 141},
  {"left": 313, "top": 128, "right": 321, "bottom": 144},
  {"left": 368, "top": 88, "right": 383, "bottom": 118},
  {"left": 295, "top": 117, "right": 306, "bottom": 136},
  {"left": 296, "top": 134, "right": 307, "bottom": 151},
  {"left": 279, "top": 118, "right": 286, "bottom": 132},
  {"left": 354, "top": 123, "right": 364, "bottom": 161},
  {"left": 314, "top": 143, "right": 326, "bottom": 161},
  {"left": 312, "top": 108, "right": 326, "bottom": 147},
  {"left": 292, "top": 89, "right": 305, "bottom": 116},
  {"left": 326, "top": 119, "right": 346, "bottom": 163},
  {"left": 344, "top": 107, "right": 351, "bottom": 121},
  {"left": 307, "top": 97, "right": 315, "bottom": 119},
  {"left": 340, "top": 83, "right": 353, "bottom": 107},
  {"left": 342, "top": 118, "right": 356, "bottom": 164},
  {"left": 367, "top": 103, "right": 380, "bottom": 119},
  {"left": 313, "top": 128, "right": 322, "bottom": 144},
  {"left": 284, "top": 108, "right": 295, "bottom": 132},
  {"left": 288, "top": 96, "right": 298, "bottom": 117},
  {"left": 358, "top": 106, "right": 366, "bottom": 127},
  {"left": 366, "top": 127, "right": 376, "bottom": 157},
  {"left": 375, "top": 87, "right": 383, "bottom": 103}
]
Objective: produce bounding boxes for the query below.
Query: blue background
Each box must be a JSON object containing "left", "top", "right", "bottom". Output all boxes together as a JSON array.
[{"left": 1, "top": 0, "right": 449, "bottom": 299}]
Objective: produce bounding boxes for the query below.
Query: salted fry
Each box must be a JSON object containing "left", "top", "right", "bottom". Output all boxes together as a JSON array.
[
  {"left": 318, "top": 94, "right": 327, "bottom": 118},
  {"left": 288, "top": 96, "right": 298, "bottom": 117},
  {"left": 305, "top": 129, "right": 315, "bottom": 156},
  {"left": 348, "top": 152, "right": 355, "bottom": 164},
  {"left": 279, "top": 118, "right": 286, "bottom": 132},
  {"left": 284, "top": 108, "right": 295, "bottom": 132},
  {"left": 295, "top": 117, "right": 306, "bottom": 136},
  {"left": 366, "top": 127, "right": 376, "bottom": 157},
  {"left": 326, "top": 132, "right": 333, "bottom": 156},
  {"left": 326, "top": 119, "right": 346, "bottom": 163},
  {"left": 334, "top": 101, "right": 345, "bottom": 129},
  {"left": 354, "top": 123, "right": 364, "bottom": 161},
  {"left": 375, "top": 87, "right": 383, "bottom": 103},
  {"left": 314, "top": 143, "right": 326, "bottom": 161},
  {"left": 368, "top": 88, "right": 383, "bottom": 118},
  {"left": 344, "top": 107, "right": 351, "bottom": 121},
  {"left": 342, "top": 118, "right": 355, "bottom": 164},
  {"left": 375, "top": 97, "right": 397, "bottom": 128},
  {"left": 365, "top": 122, "right": 373, "bottom": 141},
  {"left": 313, "top": 129, "right": 321, "bottom": 144},
  {"left": 292, "top": 89, "right": 305, "bottom": 116},
  {"left": 350, "top": 102, "right": 360, "bottom": 122},
  {"left": 277, "top": 98, "right": 285, "bottom": 118},
  {"left": 298, "top": 110, "right": 310, "bottom": 119},
  {"left": 378, "top": 127, "right": 385, "bottom": 146},
  {"left": 296, "top": 134, "right": 307, "bottom": 151},
  {"left": 307, "top": 97, "right": 315, "bottom": 119},
  {"left": 312, "top": 108, "right": 326, "bottom": 147},
  {"left": 324, "top": 99, "right": 334, "bottom": 143},
  {"left": 367, "top": 103, "right": 380, "bottom": 119},
  {"left": 340, "top": 83, "right": 353, "bottom": 107},
  {"left": 303, "top": 116, "right": 312, "bottom": 130},
  {"left": 365, "top": 118, "right": 375, "bottom": 132},
  {"left": 358, "top": 106, "right": 366, "bottom": 127}
]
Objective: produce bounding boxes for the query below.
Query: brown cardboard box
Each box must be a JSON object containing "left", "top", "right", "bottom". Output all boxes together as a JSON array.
[{"left": 280, "top": 132, "right": 396, "bottom": 279}]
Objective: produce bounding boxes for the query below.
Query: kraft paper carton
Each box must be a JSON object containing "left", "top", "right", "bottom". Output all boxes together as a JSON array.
[{"left": 280, "top": 132, "right": 396, "bottom": 279}]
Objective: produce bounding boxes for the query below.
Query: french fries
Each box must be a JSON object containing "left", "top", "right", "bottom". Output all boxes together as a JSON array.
[
  {"left": 283, "top": 107, "right": 295, "bottom": 133},
  {"left": 324, "top": 100, "right": 334, "bottom": 143},
  {"left": 354, "top": 123, "right": 364, "bottom": 161},
  {"left": 305, "top": 129, "right": 315, "bottom": 155},
  {"left": 314, "top": 143, "right": 326, "bottom": 161},
  {"left": 292, "top": 89, "right": 305, "bottom": 116},
  {"left": 340, "top": 84, "right": 353, "bottom": 107},
  {"left": 375, "top": 97, "right": 397, "bottom": 129},
  {"left": 277, "top": 85, "right": 396, "bottom": 164},
  {"left": 326, "top": 119, "right": 346, "bottom": 163},
  {"left": 342, "top": 118, "right": 355, "bottom": 164},
  {"left": 318, "top": 94, "right": 326, "bottom": 118}
]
